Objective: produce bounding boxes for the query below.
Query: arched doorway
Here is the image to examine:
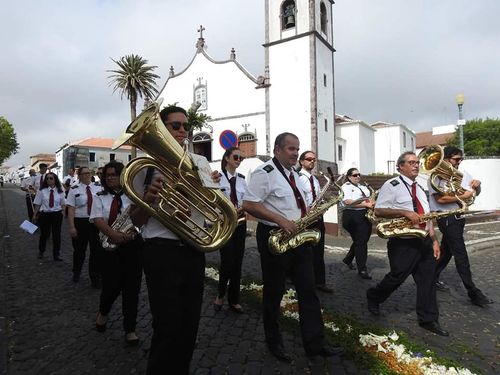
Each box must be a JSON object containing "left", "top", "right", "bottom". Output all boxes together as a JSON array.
[{"left": 193, "top": 132, "right": 212, "bottom": 161}]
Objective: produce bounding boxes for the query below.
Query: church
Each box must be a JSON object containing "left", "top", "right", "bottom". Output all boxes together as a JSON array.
[{"left": 157, "top": 0, "right": 337, "bottom": 172}]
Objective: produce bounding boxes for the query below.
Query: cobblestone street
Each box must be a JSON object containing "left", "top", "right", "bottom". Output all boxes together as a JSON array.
[{"left": 1, "top": 184, "right": 499, "bottom": 374}]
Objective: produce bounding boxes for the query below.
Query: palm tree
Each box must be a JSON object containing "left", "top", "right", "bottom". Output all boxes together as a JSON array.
[{"left": 107, "top": 54, "right": 160, "bottom": 157}]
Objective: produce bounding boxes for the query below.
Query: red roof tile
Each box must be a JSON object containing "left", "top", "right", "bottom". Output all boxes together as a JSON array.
[{"left": 416, "top": 131, "right": 454, "bottom": 148}]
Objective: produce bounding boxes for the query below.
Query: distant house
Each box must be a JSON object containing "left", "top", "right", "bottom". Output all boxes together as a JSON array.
[
  {"left": 55, "top": 138, "right": 134, "bottom": 180},
  {"left": 30, "top": 153, "right": 56, "bottom": 171},
  {"left": 415, "top": 124, "right": 455, "bottom": 155}
]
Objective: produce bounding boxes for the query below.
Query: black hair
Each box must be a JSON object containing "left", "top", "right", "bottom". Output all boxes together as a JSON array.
[
  {"left": 160, "top": 105, "right": 188, "bottom": 125},
  {"left": 40, "top": 172, "right": 63, "bottom": 193},
  {"left": 443, "top": 146, "right": 463, "bottom": 159},
  {"left": 77, "top": 166, "right": 90, "bottom": 176},
  {"left": 343, "top": 167, "right": 359, "bottom": 183},
  {"left": 274, "top": 132, "right": 298, "bottom": 150},
  {"left": 101, "top": 161, "right": 125, "bottom": 193},
  {"left": 221, "top": 147, "right": 240, "bottom": 172},
  {"left": 299, "top": 150, "right": 314, "bottom": 161},
  {"left": 39, "top": 163, "right": 48, "bottom": 169}
]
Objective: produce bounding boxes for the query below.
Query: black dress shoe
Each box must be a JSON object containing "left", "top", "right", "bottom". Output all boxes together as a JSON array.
[
  {"left": 419, "top": 321, "right": 449, "bottom": 336},
  {"left": 358, "top": 270, "right": 372, "bottom": 280},
  {"left": 367, "top": 298, "right": 380, "bottom": 316},
  {"left": 316, "top": 284, "right": 334, "bottom": 293},
  {"left": 95, "top": 313, "right": 107, "bottom": 333},
  {"left": 125, "top": 332, "right": 139, "bottom": 345},
  {"left": 435, "top": 280, "right": 449, "bottom": 292},
  {"left": 306, "top": 346, "right": 343, "bottom": 357},
  {"left": 469, "top": 292, "right": 494, "bottom": 307},
  {"left": 268, "top": 345, "right": 292, "bottom": 363},
  {"left": 342, "top": 259, "right": 356, "bottom": 270},
  {"left": 229, "top": 305, "right": 244, "bottom": 314}
]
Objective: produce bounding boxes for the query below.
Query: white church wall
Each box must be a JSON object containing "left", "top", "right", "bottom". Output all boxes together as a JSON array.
[
  {"left": 268, "top": 37, "right": 312, "bottom": 152},
  {"left": 337, "top": 124, "right": 360, "bottom": 173},
  {"left": 268, "top": 0, "right": 312, "bottom": 43},
  {"left": 358, "top": 124, "right": 375, "bottom": 174},
  {"left": 374, "top": 126, "right": 402, "bottom": 174}
]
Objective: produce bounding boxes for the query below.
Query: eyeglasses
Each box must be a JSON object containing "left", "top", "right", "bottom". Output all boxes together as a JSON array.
[
  {"left": 106, "top": 173, "right": 118, "bottom": 178},
  {"left": 350, "top": 173, "right": 361, "bottom": 177},
  {"left": 232, "top": 155, "right": 244, "bottom": 161},
  {"left": 405, "top": 160, "right": 420, "bottom": 166},
  {"left": 46, "top": 177, "right": 54, "bottom": 180},
  {"left": 304, "top": 158, "right": 316, "bottom": 162},
  {"left": 165, "top": 121, "right": 191, "bottom": 132},
  {"left": 450, "top": 157, "right": 463, "bottom": 162}
]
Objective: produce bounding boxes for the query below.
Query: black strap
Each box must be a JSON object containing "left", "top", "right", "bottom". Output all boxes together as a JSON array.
[
  {"left": 399, "top": 176, "right": 419, "bottom": 213},
  {"left": 271, "top": 157, "right": 306, "bottom": 210},
  {"left": 353, "top": 184, "right": 367, "bottom": 198}
]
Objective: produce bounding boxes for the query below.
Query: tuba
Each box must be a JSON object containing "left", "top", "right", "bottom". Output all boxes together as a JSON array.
[
  {"left": 418, "top": 144, "right": 475, "bottom": 206},
  {"left": 268, "top": 169, "right": 343, "bottom": 254},
  {"left": 99, "top": 205, "right": 139, "bottom": 250},
  {"left": 113, "top": 100, "right": 237, "bottom": 253}
]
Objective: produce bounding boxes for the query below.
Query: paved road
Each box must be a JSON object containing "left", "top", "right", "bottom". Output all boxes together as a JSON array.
[{"left": 1, "top": 184, "right": 498, "bottom": 374}]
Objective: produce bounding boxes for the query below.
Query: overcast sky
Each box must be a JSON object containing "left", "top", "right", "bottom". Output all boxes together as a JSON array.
[{"left": 2, "top": 0, "right": 499, "bottom": 167}]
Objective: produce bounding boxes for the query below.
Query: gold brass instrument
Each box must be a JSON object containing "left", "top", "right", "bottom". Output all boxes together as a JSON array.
[
  {"left": 364, "top": 183, "right": 379, "bottom": 222},
  {"left": 100, "top": 206, "right": 139, "bottom": 250},
  {"left": 376, "top": 204, "right": 467, "bottom": 239},
  {"left": 113, "top": 100, "right": 237, "bottom": 253},
  {"left": 418, "top": 144, "right": 475, "bottom": 206},
  {"left": 268, "top": 169, "right": 344, "bottom": 255}
]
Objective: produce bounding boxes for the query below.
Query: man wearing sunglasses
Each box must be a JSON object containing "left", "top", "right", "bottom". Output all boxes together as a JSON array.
[
  {"left": 429, "top": 146, "right": 493, "bottom": 307},
  {"left": 131, "top": 105, "right": 220, "bottom": 374}
]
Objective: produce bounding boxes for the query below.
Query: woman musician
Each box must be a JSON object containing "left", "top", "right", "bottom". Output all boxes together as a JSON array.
[
  {"left": 213, "top": 147, "right": 247, "bottom": 313},
  {"left": 90, "top": 161, "right": 143, "bottom": 345},
  {"left": 340, "top": 168, "right": 374, "bottom": 279}
]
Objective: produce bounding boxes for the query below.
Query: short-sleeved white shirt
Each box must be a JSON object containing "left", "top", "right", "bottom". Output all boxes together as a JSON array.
[
  {"left": 33, "top": 188, "right": 65, "bottom": 212},
  {"left": 66, "top": 183, "right": 102, "bottom": 218},
  {"left": 298, "top": 170, "right": 321, "bottom": 207},
  {"left": 220, "top": 171, "right": 247, "bottom": 209},
  {"left": 341, "top": 182, "right": 371, "bottom": 211}
]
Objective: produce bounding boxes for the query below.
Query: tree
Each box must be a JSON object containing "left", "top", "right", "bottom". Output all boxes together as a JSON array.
[
  {"left": 0, "top": 116, "right": 19, "bottom": 165},
  {"left": 447, "top": 118, "right": 500, "bottom": 156},
  {"left": 108, "top": 54, "right": 160, "bottom": 157}
]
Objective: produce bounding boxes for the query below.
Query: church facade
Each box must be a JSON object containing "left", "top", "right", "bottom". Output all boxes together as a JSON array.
[{"left": 157, "top": 0, "right": 337, "bottom": 172}]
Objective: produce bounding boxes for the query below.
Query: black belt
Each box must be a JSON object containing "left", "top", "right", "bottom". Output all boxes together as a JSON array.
[{"left": 144, "top": 237, "right": 185, "bottom": 247}]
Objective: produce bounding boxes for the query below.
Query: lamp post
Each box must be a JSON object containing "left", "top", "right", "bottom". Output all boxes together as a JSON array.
[{"left": 455, "top": 94, "right": 465, "bottom": 154}]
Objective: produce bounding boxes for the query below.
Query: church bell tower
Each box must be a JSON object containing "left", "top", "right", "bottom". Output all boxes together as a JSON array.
[{"left": 264, "top": 0, "right": 336, "bottom": 170}]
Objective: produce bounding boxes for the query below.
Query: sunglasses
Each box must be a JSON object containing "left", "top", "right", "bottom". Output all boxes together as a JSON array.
[
  {"left": 350, "top": 173, "right": 361, "bottom": 177},
  {"left": 450, "top": 157, "right": 463, "bottom": 162},
  {"left": 165, "top": 121, "right": 191, "bottom": 131},
  {"left": 304, "top": 157, "right": 316, "bottom": 162},
  {"left": 232, "top": 155, "right": 244, "bottom": 161}
]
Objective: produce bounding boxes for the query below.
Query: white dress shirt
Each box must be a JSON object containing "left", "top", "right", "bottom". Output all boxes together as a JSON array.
[
  {"left": 341, "top": 182, "right": 371, "bottom": 211},
  {"left": 66, "top": 182, "right": 102, "bottom": 218},
  {"left": 298, "top": 169, "right": 321, "bottom": 207},
  {"left": 33, "top": 188, "right": 65, "bottom": 212},
  {"left": 220, "top": 170, "right": 247, "bottom": 209},
  {"left": 90, "top": 192, "right": 132, "bottom": 223}
]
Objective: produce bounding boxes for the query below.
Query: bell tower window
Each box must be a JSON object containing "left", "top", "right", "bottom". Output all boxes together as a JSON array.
[
  {"left": 193, "top": 77, "right": 207, "bottom": 111},
  {"left": 281, "top": 0, "right": 296, "bottom": 30},
  {"left": 320, "top": 2, "right": 327, "bottom": 34}
]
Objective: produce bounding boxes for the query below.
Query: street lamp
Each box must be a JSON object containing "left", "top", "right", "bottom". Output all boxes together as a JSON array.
[{"left": 455, "top": 93, "right": 465, "bottom": 154}]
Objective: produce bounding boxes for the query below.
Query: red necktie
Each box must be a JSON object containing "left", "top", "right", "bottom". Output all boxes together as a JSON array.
[
  {"left": 86, "top": 186, "right": 93, "bottom": 216},
  {"left": 49, "top": 189, "right": 54, "bottom": 208},
  {"left": 108, "top": 195, "right": 119, "bottom": 226},
  {"left": 309, "top": 176, "right": 317, "bottom": 202},
  {"left": 289, "top": 173, "right": 307, "bottom": 218},
  {"left": 229, "top": 176, "right": 238, "bottom": 206},
  {"left": 412, "top": 183, "right": 426, "bottom": 229}
]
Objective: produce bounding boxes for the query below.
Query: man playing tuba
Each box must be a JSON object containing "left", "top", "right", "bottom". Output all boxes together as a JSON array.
[
  {"left": 130, "top": 105, "right": 221, "bottom": 375},
  {"left": 429, "top": 146, "right": 493, "bottom": 307}
]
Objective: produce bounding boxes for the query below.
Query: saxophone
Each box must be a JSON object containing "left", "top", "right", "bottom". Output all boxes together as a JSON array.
[
  {"left": 268, "top": 169, "right": 344, "bottom": 254},
  {"left": 99, "top": 206, "right": 139, "bottom": 250},
  {"left": 376, "top": 202, "right": 467, "bottom": 239}
]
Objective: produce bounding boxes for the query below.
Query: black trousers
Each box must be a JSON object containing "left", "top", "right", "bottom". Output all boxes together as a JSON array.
[
  {"left": 436, "top": 216, "right": 479, "bottom": 295},
  {"left": 342, "top": 209, "right": 372, "bottom": 271},
  {"left": 218, "top": 222, "right": 247, "bottom": 305},
  {"left": 256, "top": 223, "right": 325, "bottom": 353},
  {"left": 38, "top": 211, "right": 63, "bottom": 258},
  {"left": 310, "top": 217, "right": 326, "bottom": 285},
  {"left": 143, "top": 238, "right": 205, "bottom": 375},
  {"left": 367, "top": 237, "right": 439, "bottom": 324},
  {"left": 25, "top": 194, "right": 35, "bottom": 222},
  {"left": 99, "top": 238, "right": 143, "bottom": 333},
  {"left": 72, "top": 218, "right": 101, "bottom": 282}
]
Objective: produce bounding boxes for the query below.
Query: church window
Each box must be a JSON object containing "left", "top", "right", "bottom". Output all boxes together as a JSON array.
[
  {"left": 324, "top": 119, "right": 328, "bottom": 132},
  {"left": 110, "top": 153, "right": 115, "bottom": 161},
  {"left": 89, "top": 152, "right": 95, "bottom": 162},
  {"left": 338, "top": 144, "right": 343, "bottom": 161},
  {"left": 320, "top": 2, "right": 328, "bottom": 34},
  {"left": 403, "top": 131, "right": 407, "bottom": 147},
  {"left": 323, "top": 74, "right": 327, "bottom": 87},
  {"left": 281, "top": 0, "right": 296, "bottom": 30},
  {"left": 194, "top": 87, "right": 207, "bottom": 111}
]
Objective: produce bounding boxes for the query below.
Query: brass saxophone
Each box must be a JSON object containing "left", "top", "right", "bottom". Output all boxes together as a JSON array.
[
  {"left": 268, "top": 169, "right": 344, "bottom": 254},
  {"left": 376, "top": 205, "right": 466, "bottom": 239},
  {"left": 99, "top": 205, "right": 139, "bottom": 250}
]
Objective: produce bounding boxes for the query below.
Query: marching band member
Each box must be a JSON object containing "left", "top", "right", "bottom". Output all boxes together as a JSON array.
[
  {"left": 298, "top": 151, "right": 333, "bottom": 293},
  {"left": 213, "top": 147, "right": 247, "bottom": 313},
  {"left": 66, "top": 166, "right": 102, "bottom": 287},
  {"left": 20, "top": 169, "right": 37, "bottom": 221},
  {"left": 243, "top": 133, "right": 342, "bottom": 362},
  {"left": 90, "top": 161, "right": 143, "bottom": 345},
  {"left": 340, "top": 168, "right": 374, "bottom": 279},
  {"left": 32, "top": 172, "right": 65, "bottom": 261},
  {"left": 34, "top": 163, "right": 48, "bottom": 191},
  {"left": 429, "top": 146, "right": 493, "bottom": 307},
  {"left": 366, "top": 152, "right": 448, "bottom": 336},
  {"left": 130, "top": 105, "right": 220, "bottom": 374}
]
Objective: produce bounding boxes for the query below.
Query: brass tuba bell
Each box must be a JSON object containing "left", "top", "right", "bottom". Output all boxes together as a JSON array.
[
  {"left": 113, "top": 100, "right": 237, "bottom": 253},
  {"left": 418, "top": 144, "right": 475, "bottom": 206}
]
